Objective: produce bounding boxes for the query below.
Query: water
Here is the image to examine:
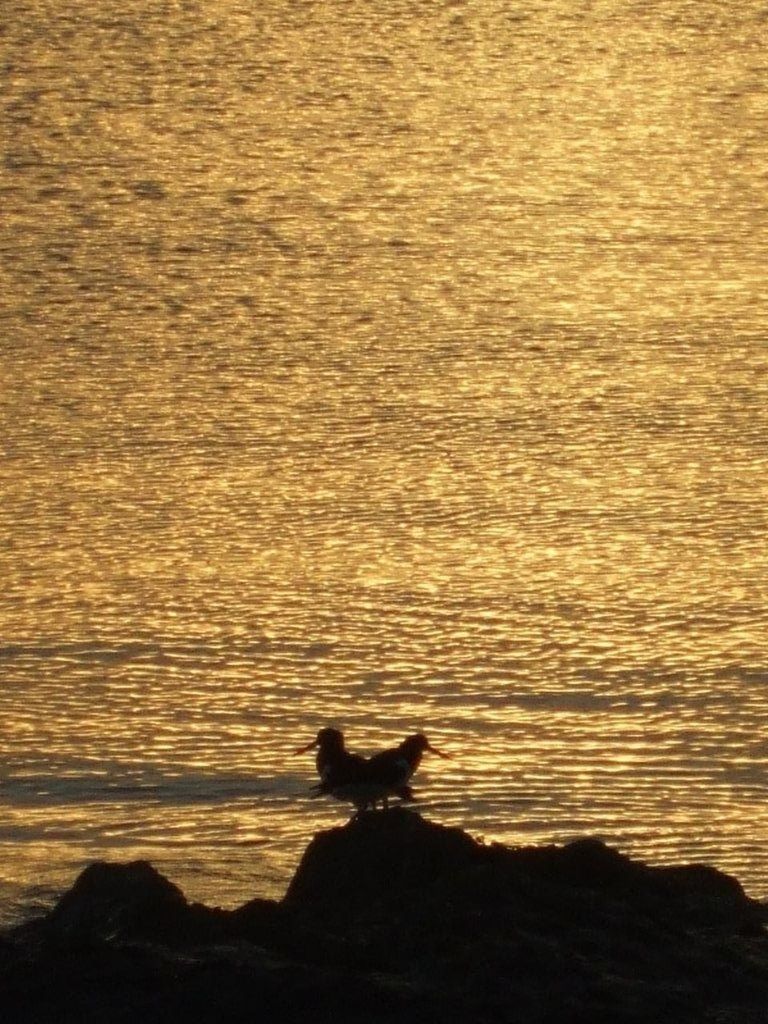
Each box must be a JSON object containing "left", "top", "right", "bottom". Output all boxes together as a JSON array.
[{"left": 1, "top": 0, "right": 767, "bottom": 926}]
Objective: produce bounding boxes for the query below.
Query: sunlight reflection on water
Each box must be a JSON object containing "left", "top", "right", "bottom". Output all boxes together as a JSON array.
[{"left": 1, "top": 0, "right": 767, "bottom": 920}]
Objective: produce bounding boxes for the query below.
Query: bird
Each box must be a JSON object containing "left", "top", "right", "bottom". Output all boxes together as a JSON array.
[
  {"left": 293, "top": 727, "right": 358, "bottom": 781},
  {"left": 293, "top": 729, "right": 449, "bottom": 814},
  {"left": 365, "top": 733, "right": 450, "bottom": 809},
  {"left": 293, "top": 728, "right": 380, "bottom": 813}
]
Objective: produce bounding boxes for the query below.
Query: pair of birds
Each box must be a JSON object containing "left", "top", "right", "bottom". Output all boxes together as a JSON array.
[{"left": 294, "top": 728, "right": 450, "bottom": 813}]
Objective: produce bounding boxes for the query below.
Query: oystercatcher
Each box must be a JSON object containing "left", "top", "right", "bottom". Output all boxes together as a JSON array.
[
  {"left": 366, "top": 733, "right": 450, "bottom": 809},
  {"left": 293, "top": 728, "right": 355, "bottom": 779},
  {"left": 293, "top": 728, "right": 380, "bottom": 813}
]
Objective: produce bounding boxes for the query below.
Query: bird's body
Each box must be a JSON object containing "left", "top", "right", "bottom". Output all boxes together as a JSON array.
[
  {"left": 366, "top": 733, "right": 449, "bottom": 809},
  {"left": 310, "top": 773, "right": 414, "bottom": 810},
  {"left": 294, "top": 728, "right": 448, "bottom": 813},
  {"left": 294, "top": 728, "right": 380, "bottom": 812}
]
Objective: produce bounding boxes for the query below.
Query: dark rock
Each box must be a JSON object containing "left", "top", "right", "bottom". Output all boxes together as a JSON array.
[
  {"left": 284, "top": 805, "right": 478, "bottom": 908},
  {"left": 3, "top": 812, "right": 768, "bottom": 1024},
  {"left": 39, "top": 860, "right": 230, "bottom": 945}
]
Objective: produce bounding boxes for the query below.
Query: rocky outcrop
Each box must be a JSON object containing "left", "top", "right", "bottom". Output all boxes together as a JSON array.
[{"left": 2, "top": 811, "right": 768, "bottom": 1023}]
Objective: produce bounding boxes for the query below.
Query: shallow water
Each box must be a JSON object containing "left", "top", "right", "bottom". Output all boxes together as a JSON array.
[{"left": 1, "top": 0, "right": 767, "bottom": 924}]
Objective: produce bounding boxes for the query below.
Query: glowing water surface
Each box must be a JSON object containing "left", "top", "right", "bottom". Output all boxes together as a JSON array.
[{"left": 1, "top": 0, "right": 767, "bottom": 923}]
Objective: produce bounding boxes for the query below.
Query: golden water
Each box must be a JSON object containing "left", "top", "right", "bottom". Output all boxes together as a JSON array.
[{"left": 1, "top": 0, "right": 767, "bottom": 921}]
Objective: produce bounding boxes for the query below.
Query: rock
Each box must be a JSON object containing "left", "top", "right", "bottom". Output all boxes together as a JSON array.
[
  {"left": 286, "top": 811, "right": 763, "bottom": 933},
  {"left": 3, "top": 812, "right": 768, "bottom": 1024},
  {"left": 284, "top": 805, "right": 478, "bottom": 908},
  {"left": 41, "top": 860, "right": 229, "bottom": 945}
]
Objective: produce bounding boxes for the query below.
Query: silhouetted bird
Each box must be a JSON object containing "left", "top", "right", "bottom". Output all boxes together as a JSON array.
[
  {"left": 293, "top": 728, "right": 379, "bottom": 813},
  {"left": 366, "top": 733, "right": 450, "bottom": 809},
  {"left": 293, "top": 728, "right": 356, "bottom": 781},
  {"left": 294, "top": 729, "right": 448, "bottom": 813}
]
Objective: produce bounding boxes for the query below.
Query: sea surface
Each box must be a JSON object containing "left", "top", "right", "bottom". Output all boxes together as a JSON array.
[{"left": 1, "top": 0, "right": 767, "bottom": 926}]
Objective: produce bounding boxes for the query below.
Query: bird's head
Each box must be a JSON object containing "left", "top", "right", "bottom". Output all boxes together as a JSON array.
[
  {"left": 402, "top": 733, "right": 450, "bottom": 759},
  {"left": 293, "top": 727, "right": 344, "bottom": 756}
]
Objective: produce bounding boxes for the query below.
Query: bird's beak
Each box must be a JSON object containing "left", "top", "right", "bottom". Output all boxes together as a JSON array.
[
  {"left": 292, "top": 739, "right": 318, "bottom": 755},
  {"left": 428, "top": 743, "right": 451, "bottom": 759}
]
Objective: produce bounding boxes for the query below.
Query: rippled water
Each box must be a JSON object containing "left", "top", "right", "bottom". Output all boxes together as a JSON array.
[{"left": 2, "top": 0, "right": 767, "bottom": 924}]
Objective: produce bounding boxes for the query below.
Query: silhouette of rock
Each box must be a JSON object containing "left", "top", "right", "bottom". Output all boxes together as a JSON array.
[
  {"left": 3, "top": 811, "right": 768, "bottom": 1023},
  {"left": 44, "top": 860, "right": 228, "bottom": 945},
  {"left": 285, "top": 804, "right": 478, "bottom": 907}
]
